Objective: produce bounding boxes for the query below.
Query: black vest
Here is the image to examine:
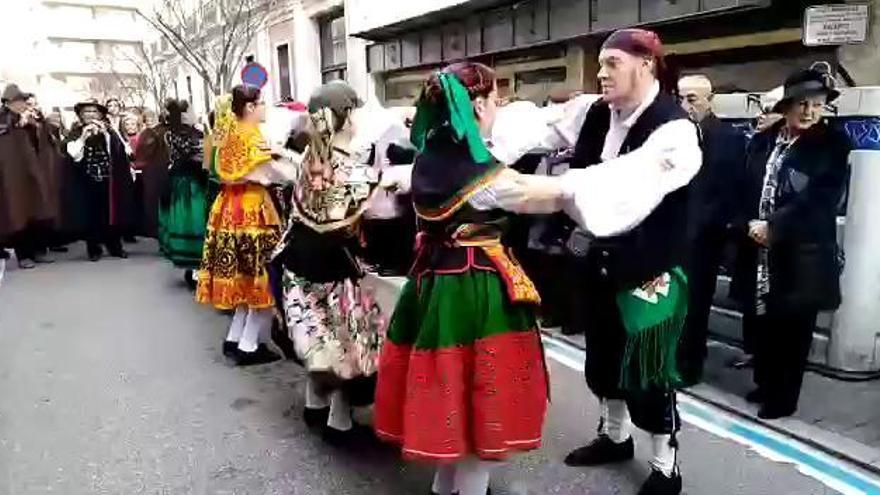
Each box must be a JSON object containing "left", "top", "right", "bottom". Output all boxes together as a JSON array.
[{"left": 571, "top": 93, "right": 695, "bottom": 289}]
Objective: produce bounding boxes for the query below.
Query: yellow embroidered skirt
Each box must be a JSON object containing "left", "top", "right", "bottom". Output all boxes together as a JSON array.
[{"left": 196, "top": 183, "right": 281, "bottom": 309}]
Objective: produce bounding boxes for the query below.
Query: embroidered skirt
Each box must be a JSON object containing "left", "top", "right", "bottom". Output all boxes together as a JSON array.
[
  {"left": 282, "top": 270, "right": 387, "bottom": 382},
  {"left": 196, "top": 183, "right": 281, "bottom": 309},
  {"left": 159, "top": 167, "right": 211, "bottom": 269},
  {"left": 374, "top": 270, "right": 548, "bottom": 462}
]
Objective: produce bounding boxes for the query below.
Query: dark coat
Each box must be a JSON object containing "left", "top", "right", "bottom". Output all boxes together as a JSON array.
[
  {"left": 63, "top": 123, "right": 137, "bottom": 232},
  {"left": 688, "top": 114, "right": 747, "bottom": 237},
  {"left": 133, "top": 125, "right": 170, "bottom": 238},
  {"left": 0, "top": 108, "right": 62, "bottom": 241},
  {"left": 730, "top": 120, "right": 850, "bottom": 312}
]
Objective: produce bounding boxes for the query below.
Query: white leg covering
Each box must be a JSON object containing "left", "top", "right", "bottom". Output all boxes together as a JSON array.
[
  {"left": 650, "top": 434, "right": 677, "bottom": 477},
  {"left": 225, "top": 306, "right": 248, "bottom": 343},
  {"left": 239, "top": 308, "right": 273, "bottom": 353},
  {"left": 431, "top": 464, "right": 457, "bottom": 495},
  {"left": 327, "top": 388, "right": 352, "bottom": 431},
  {"left": 454, "top": 458, "right": 494, "bottom": 495},
  {"left": 305, "top": 377, "right": 330, "bottom": 410},
  {"left": 606, "top": 399, "right": 633, "bottom": 444}
]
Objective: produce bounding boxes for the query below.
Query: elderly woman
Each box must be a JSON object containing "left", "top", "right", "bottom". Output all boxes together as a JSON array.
[{"left": 732, "top": 66, "right": 850, "bottom": 420}]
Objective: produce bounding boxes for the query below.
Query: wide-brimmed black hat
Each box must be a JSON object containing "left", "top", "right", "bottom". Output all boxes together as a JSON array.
[
  {"left": 1, "top": 84, "right": 29, "bottom": 103},
  {"left": 773, "top": 64, "right": 840, "bottom": 113},
  {"left": 74, "top": 98, "right": 108, "bottom": 116}
]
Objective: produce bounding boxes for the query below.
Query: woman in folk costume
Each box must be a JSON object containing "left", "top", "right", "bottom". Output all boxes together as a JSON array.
[
  {"left": 273, "top": 81, "right": 392, "bottom": 444},
  {"left": 197, "top": 85, "right": 295, "bottom": 366},
  {"left": 157, "top": 99, "right": 208, "bottom": 288},
  {"left": 373, "top": 62, "right": 550, "bottom": 495}
]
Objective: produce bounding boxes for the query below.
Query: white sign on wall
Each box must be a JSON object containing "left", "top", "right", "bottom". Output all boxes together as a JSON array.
[{"left": 803, "top": 4, "right": 870, "bottom": 46}]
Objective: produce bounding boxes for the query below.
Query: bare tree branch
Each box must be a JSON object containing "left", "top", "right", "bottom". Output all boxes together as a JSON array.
[{"left": 138, "top": 0, "right": 270, "bottom": 101}]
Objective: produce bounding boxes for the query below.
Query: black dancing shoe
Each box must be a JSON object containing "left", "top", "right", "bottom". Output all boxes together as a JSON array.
[
  {"left": 757, "top": 403, "right": 797, "bottom": 420},
  {"left": 638, "top": 469, "right": 682, "bottom": 495},
  {"left": 222, "top": 341, "right": 238, "bottom": 358},
  {"left": 17, "top": 258, "right": 36, "bottom": 270},
  {"left": 235, "top": 344, "right": 281, "bottom": 366},
  {"left": 108, "top": 249, "right": 129, "bottom": 259},
  {"left": 564, "top": 435, "right": 634, "bottom": 466},
  {"left": 303, "top": 407, "right": 330, "bottom": 429},
  {"left": 33, "top": 253, "right": 55, "bottom": 264},
  {"left": 745, "top": 388, "right": 765, "bottom": 404}
]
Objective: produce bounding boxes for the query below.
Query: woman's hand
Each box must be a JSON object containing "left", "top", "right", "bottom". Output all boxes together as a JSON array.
[{"left": 748, "top": 220, "right": 771, "bottom": 247}]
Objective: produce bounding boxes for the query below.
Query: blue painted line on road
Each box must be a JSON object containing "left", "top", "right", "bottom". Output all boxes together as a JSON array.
[{"left": 541, "top": 334, "right": 880, "bottom": 495}]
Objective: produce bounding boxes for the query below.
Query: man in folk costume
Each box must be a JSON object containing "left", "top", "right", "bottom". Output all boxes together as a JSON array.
[
  {"left": 64, "top": 99, "right": 136, "bottom": 261},
  {"left": 0, "top": 84, "right": 62, "bottom": 269},
  {"left": 484, "top": 29, "right": 701, "bottom": 494}
]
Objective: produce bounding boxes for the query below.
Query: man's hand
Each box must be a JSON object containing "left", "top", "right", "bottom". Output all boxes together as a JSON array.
[{"left": 748, "top": 220, "right": 770, "bottom": 247}]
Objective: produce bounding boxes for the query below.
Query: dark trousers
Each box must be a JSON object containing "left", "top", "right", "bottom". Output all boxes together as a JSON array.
[
  {"left": 12, "top": 221, "right": 51, "bottom": 261},
  {"left": 679, "top": 228, "right": 726, "bottom": 385},
  {"left": 753, "top": 305, "right": 817, "bottom": 411},
  {"left": 577, "top": 255, "right": 679, "bottom": 434},
  {"left": 519, "top": 250, "right": 570, "bottom": 327},
  {"left": 84, "top": 179, "right": 122, "bottom": 256}
]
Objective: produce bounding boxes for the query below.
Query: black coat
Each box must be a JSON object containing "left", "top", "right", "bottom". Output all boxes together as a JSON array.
[
  {"left": 730, "top": 120, "right": 850, "bottom": 312},
  {"left": 688, "top": 114, "right": 747, "bottom": 237}
]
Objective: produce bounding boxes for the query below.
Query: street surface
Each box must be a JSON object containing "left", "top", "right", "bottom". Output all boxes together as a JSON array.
[{"left": 0, "top": 243, "right": 870, "bottom": 494}]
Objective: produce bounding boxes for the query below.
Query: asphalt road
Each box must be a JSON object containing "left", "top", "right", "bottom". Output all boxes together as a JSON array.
[{"left": 0, "top": 243, "right": 840, "bottom": 494}]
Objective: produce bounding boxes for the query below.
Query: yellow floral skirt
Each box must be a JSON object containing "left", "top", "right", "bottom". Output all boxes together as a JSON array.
[{"left": 196, "top": 183, "right": 282, "bottom": 309}]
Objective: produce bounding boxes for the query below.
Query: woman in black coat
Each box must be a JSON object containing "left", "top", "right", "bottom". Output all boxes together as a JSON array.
[{"left": 730, "top": 67, "right": 850, "bottom": 419}]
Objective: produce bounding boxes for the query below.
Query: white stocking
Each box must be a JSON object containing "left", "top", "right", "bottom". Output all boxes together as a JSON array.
[
  {"left": 239, "top": 308, "right": 273, "bottom": 353},
  {"left": 650, "top": 434, "right": 677, "bottom": 477},
  {"left": 305, "top": 377, "right": 329, "bottom": 410},
  {"left": 225, "top": 306, "right": 248, "bottom": 343},
  {"left": 453, "top": 458, "right": 494, "bottom": 495},
  {"left": 431, "top": 464, "right": 457, "bottom": 495},
  {"left": 327, "top": 389, "right": 352, "bottom": 431},
  {"left": 606, "top": 399, "right": 633, "bottom": 443}
]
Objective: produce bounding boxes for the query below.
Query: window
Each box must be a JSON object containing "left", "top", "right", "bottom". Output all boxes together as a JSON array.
[
  {"left": 276, "top": 43, "right": 292, "bottom": 100},
  {"left": 320, "top": 13, "right": 347, "bottom": 81}
]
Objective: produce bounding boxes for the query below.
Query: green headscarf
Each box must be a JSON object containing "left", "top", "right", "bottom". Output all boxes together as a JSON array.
[{"left": 410, "top": 72, "right": 492, "bottom": 164}]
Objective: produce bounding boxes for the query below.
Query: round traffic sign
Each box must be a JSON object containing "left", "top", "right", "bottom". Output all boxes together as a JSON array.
[{"left": 241, "top": 62, "right": 269, "bottom": 89}]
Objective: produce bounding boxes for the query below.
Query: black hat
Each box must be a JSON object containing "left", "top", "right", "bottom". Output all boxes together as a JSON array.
[
  {"left": 1, "top": 84, "right": 28, "bottom": 103},
  {"left": 74, "top": 98, "right": 108, "bottom": 116},
  {"left": 773, "top": 64, "right": 840, "bottom": 113}
]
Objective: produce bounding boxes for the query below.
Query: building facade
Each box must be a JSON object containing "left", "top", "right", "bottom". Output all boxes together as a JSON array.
[{"left": 0, "top": 0, "right": 152, "bottom": 117}]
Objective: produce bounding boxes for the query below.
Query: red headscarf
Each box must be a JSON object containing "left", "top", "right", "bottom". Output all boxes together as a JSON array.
[{"left": 602, "top": 29, "right": 676, "bottom": 95}]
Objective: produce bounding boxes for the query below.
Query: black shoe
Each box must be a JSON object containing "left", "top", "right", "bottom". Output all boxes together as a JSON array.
[
  {"left": 184, "top": 270, "right": 197, "bottom": 290},
  {"left": 88, "top": 252, "right": 102, "bottom": 262},
  {"left": 745, "top": 388, "right": 765, "bottom": 404},
  {"left": 758, "top": 404, "right": 796, "bottom": 420},
  {"left": 17, "top": 258, "right": 36, "bottom": 270},
  {"left": 222, "top": 341, "right": 238, "bottom": 358},
  {"left": 108, "top": 249, "right": 128, "bottom": 259},
  {"left": 33, "top": 253, "right": 55, "bottom": 264},
  {"left": 235, "top": 344, "right": 281, "bottom": 366},
  {"left": 564, "top": 435, "right": 635, "bottom": 466},
  {"left": 303, "top": 407, "right": 330, "bottom": 429},
  {"left": 638, "top": 469, "right": 682, "bottom": 495},
  {"left": 728, "top": 355, "right": 754, "bottom": 369},
  {"left": 49, "top": 246, "right": 69, "bottom": 253}
]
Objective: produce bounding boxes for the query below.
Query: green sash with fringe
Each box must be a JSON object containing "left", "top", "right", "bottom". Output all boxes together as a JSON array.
[{"left": 617, "top": 267, "right": 688, "bottom": 391}]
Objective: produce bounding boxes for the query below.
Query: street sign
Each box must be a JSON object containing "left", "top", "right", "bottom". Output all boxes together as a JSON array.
[
  {"left": 803, "top": 4, "right": 870, "bottom": 46},
  {"left": 241, "top": 62, "right": 269, "bottom": 89}
]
